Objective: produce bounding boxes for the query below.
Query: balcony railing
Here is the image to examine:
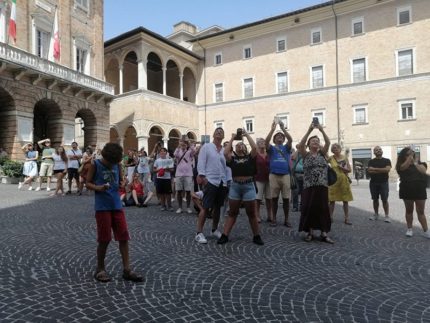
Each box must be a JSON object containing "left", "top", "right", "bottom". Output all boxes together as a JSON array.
[{"left": 0, "top": 42, "right": 114, "bottom": 95}]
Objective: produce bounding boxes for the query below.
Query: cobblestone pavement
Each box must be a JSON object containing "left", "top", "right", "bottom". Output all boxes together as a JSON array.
[{"left": 1, "top": 181, "right": 430, "bottom": 322}]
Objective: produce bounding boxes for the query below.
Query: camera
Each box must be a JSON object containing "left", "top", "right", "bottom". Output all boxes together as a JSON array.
[
  {"left": 312, "top": 117, "right": 319, "bottom": 125},
  {"left": 234, "top": 128, "right": 243, "bottom": 140}
]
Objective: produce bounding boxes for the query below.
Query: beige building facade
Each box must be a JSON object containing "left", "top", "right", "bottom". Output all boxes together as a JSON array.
[
  {"left": 0, "top": 0, "right": 113, "bottom": 160},
  {"left": 107, "top": 0, "right": 430, "bottom": 176}
]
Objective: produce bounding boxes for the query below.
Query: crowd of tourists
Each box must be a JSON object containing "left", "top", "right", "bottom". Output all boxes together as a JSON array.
[{"left": 13, "top": 117, "right": 429, "bottom": 283}]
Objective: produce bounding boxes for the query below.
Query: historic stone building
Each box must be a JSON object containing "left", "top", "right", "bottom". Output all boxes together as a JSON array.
[
  {"left": 107, "top": 0, "right": 429, "bottom": 175},
  {"left": 0, "top": 0, "right": 113, "bottom": 160}
]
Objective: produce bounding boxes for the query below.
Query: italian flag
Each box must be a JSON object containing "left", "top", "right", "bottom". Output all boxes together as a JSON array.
[{"left": 9, "top": 0, "right": 17, "bottom": 43}]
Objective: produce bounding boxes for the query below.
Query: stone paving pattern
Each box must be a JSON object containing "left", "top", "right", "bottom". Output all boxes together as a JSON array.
[{"left": 0, "top": 182, "right": 430, "bottom": 322}]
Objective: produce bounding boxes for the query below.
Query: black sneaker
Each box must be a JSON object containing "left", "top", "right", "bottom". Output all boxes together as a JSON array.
[
  {"left": 66, "top": 191, "right": 72, "bottom": 195},
  {"left": 217, "top": 234, "right": 228, "bottom": 244},
  {"left": 253, "top": 235, "right": 264, "bottom": 245}
]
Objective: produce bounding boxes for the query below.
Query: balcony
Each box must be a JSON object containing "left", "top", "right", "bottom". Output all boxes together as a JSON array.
[{"left": 0, "top": 42, "right": 114, "bottom": 96}]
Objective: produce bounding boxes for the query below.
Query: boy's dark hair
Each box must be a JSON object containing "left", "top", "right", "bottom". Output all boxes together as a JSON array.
[
  {"left": 159, "top": 147, "right": 168, "bottom": 153},
  {"left": 102, "top": 143, "right": 123, "bottom": 164}
]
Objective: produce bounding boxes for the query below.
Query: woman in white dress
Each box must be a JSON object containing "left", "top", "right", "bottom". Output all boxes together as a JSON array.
[{"left": 19, "top": 143, "right": 39, "bottom": 190}]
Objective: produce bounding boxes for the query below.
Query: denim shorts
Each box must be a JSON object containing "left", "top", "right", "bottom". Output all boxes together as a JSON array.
[{"left": 228, "top": 181, "right": 256, "bottom": 201}]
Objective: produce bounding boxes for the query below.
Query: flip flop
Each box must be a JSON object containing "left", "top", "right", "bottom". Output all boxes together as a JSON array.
[
  {"left": 94, "top": 270, "right": 111, "bottom": 283},
  {"left": 123, "top": 270, "right": 144, "bottom": 282}
]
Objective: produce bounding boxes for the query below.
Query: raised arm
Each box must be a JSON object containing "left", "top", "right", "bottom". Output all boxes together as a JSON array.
[
  {"left": 243, "top": 129, "right": 257, "bottom": 158},
  {"left": 279, "top": 122, "right": 293, "bottom": 150},
  {"left": 265, "top": 121, "right": 277, "bottom": 150},
  {"left": 37, "top": 138, "right": 49, "bottom": 149},
  {"left": 298, "top": 123, "right": 314, "bottom": 157},
  {"left": 317, "top": 125, "right": 330, "bottom": 156}
]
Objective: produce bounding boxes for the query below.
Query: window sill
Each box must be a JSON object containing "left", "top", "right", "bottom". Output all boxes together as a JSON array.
[
  {"left": 397, "top": 22, "right": 412, "bottom": 27},
  {"left": 398, "top": 118, "right": 416, "bottom": 122},
  {"left": 310, "top": 42, "right": 322, "bottom": 46},
  {"left": 352, "top": 122, "right": 368, "bottom": 126},
  {"left": 351, "top": 32, "right": 365, "bottom": 37},
  {"left": 276, "top": 49, "right": 286, "bottom": 53}
]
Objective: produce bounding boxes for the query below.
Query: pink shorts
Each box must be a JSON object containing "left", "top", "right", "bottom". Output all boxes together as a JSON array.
[{"left": 95, "top": 210, "right": 130, "bottom": 243}]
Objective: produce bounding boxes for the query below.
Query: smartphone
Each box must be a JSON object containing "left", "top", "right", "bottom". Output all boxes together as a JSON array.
[
  {"left": 312, "top": 117, "right": 319, "bottom": 125},
  {"left": 234, "top": 128, "right": 243, "bottom": 140}
]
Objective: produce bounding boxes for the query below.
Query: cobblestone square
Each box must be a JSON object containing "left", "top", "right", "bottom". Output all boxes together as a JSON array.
[{"left": 0, "top": 182, "right": 429, "bottom": 322}]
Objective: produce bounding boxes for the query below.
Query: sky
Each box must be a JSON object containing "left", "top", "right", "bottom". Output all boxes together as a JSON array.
[{"left": 104, "top": 0, "right": 329, "bottom": 41}]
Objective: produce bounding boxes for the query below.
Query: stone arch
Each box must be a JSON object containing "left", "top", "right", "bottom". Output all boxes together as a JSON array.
[
  {"left": 147, "top": 52, "right": 163, "bottom": 94},
  {"left": 0, "top": 86, "right": 16, "bottom": 158},
  {"left": 105, "top": 56, "right": 120, "bottom": 95},
  {"left": 75, "top": 108, "right": 97, "bottom": 149},
  {"left": 167, "top": 128, "right": 181, "bottom": 156},
  {"left": 148, "top": 125, "right": 164, "bottom": 154},
  {"left": 109, "top": 126, "right": 120, "bottom": 144},
  {"left": 166, "top": 59, "right": 180, "bottom": 99},
  {"left": 186, "top": 131, "right": 197, "bottom": 141},
  {"left": 123, "top": 125, "right": 138, "bottom": 152},
  {"left": 183, "top": 66, "right": 196, "bottom": 103},
  {"left": 33, "top": 99, "right": 63, "bottom": 149},
  {"left": 122, "top": 50, "right": 138, "bottom": 93}
]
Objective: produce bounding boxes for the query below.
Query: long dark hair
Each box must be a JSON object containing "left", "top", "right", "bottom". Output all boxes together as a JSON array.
[
  {"left": 56, "top": 146, "right": 68, "bottom": 163},
  {"left": 395, "top": 147, "right": 412, "bottom": 173}
]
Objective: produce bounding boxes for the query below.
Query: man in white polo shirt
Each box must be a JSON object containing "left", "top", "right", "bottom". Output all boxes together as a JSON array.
[
  {"left": 195, "top": 127, "right": 227, "bottom": 244},
  {"left": 66, "top": 142, "right": 82, "bottom": 194}
]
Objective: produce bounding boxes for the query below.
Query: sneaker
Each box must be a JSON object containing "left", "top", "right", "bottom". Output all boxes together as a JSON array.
[
  {"left": 369, "top": 214, "right": 379, "bottom": 221},
  {"left": 18, "top": 182, "right": 22, "bottom": 190},
  {"left": 35, "top": 187, "right": 41, "bottom": 191},
  {"left": 217, "top": 234, "right": 228, "bottom": 244},
  {"left": 292, "top": 207, "right": 298, "bottom": 212},
  {"left": 253, "top": 235, "right": 265, "bottom": 245},
  {"left": 406, "top": 229, "right": 413, "bottom": 237},
  {"left": 183, "top": 197, "right": 187, "bottom": 202},
  {"left": 171, "top": 198, "right": 175, "bottom": 203},
  {"left": 66, "top": 191, "right": 72, "bottom": 195},
  {"left": 46, "top": 188, "right": 51, "bottom": 192},
  {"left": 195, "top": 233, "right": 207, "bottom": 244},
  {"left": 423, "top": 231, "right": 430, "bottom": 239},
  {"left": 160, "top": 207, "right": 166, "bottom": 211},
  {"left": 28, "top": 187, "right": 33, "bottom": 191},
  {"left": 211, "top": 229, "right": 222, "bottom": 239},
  {"left": 168, "top": 207, "right": 174, "bottom": 212},
  {"left": 176, "top": 208, "right": 183, "bottom": 214},
  {"left": 186, "top": 208, "right": 193, "bottom": 214},
  {"left": 384, "top": 216, "right": 391, "bottom": 223}
]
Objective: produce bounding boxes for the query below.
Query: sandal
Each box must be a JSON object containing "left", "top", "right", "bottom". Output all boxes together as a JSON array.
[
  {"left": 320, "top": 235, "right": 335, "bottom": 244},
  {"left": 304, "top": 234, "right": 313, "bottom": 242},
  {"left": 344, "top": 220, "right": 353, "bottom": 225},
  {"left": 284, "top": 222, "right": 292, "bottom": 228},
  {"left": 122, "top": 270, "right": 144, "bottom": 282},
  {"left": 94, "top": 270, "right": 111, "bottom": 283},
  {"left": 269, "top": 221, "right": 277, "bottom": 227}
]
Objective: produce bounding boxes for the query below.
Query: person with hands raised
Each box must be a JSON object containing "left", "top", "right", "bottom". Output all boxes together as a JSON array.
[
  {"left": 217, "top": 129, "right": 264, "bottom": 245},
  {"left": 297, "top": 122, "right": 334, "bottom": 243},
  {"left": 265, "top": 118, "right": 293, "bottom": 227}
]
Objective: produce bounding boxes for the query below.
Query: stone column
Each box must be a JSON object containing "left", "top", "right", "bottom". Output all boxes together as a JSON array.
[
  {"left": 119, "top": 64, "right": 124, "bottom": 94},
  {"left": 162, "top": 67, "right": 167, "bottom": 95},
  {"left": 179, "top": 73, "right": 184, "bottom": 101},
  {"left": 137, "top": 135, "right": 149, "bottom": 151},
  {"left": 162, "top": 136, "right": 169, "bottom": 148},
  {"left": 137, "top": 58, "right": 147, "bottom": 90}
]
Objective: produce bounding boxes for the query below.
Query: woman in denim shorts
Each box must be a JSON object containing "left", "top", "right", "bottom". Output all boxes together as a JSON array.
[{"left": 217, "top": 129, "right": 264, "bottom": 245}]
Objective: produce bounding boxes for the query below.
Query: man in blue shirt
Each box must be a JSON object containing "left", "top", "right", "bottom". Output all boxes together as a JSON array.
[{"left": 265, "top": 119, "right": 293, "bottom": 227}]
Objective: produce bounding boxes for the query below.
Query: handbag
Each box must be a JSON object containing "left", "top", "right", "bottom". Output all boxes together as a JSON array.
[
  {"left": 290, "top": 174, "right": 298, "bottom": 190},
  {"left": 327, "top": 165, "right": 337, "bottom": 186}
]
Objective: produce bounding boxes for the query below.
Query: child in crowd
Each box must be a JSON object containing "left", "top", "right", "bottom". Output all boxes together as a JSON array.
[
  {"left": 126, "top": 173, "right": 145, "bottom": 207},
  {"left": 153, "top": 147, "right": 174, "bottom": 211},
  {"left": 191, "top": 190, "right": 204, "bottom": 215},
  {"left": 86, "top": 143, "right": 143, "bottom": 283},
  {"left": 119, "top": 175, "right": 128, "bottom": 207}
]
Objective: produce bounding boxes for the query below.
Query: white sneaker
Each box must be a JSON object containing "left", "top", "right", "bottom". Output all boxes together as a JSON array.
[
  {"left": 35, "top": 187, "right": 41, "bottom": 191},
  {"left": 369, "top": 214, "right": 379, "bottom": 221},
  {"left": 211, "top": 229, "right": 222, "bottom": 239},
  {"left": 186, "top": 208, "right": 193, "bottom": 214},
  {"left": 183, "top": 197, "right": 187, "bottom": 202},
  {"left": 171, "top": 198, "right": 175, "bottom": 202},
  {"left": 176, "top": 208, "right": 183, "bottom": 214},
  {"left": 195, "top": 233, "right": 207, "bottom": 244},
  {"left": 46, "top": 188, "right": 51, "bottom": 192},
  {"left": 406, "top": 229, "right": 413, "bottom": 237},
  {"left": 384, "top": 217, "right": 391, "bottom": 223},
  {"left": 423, "top": 231, "right": 430, "bottom": 239},
  {"left": 18, "top": 182, "right": 22, "bottom": 190},
  {"left": 28, "top": 187, "right": 33, "bottom": 191}
]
